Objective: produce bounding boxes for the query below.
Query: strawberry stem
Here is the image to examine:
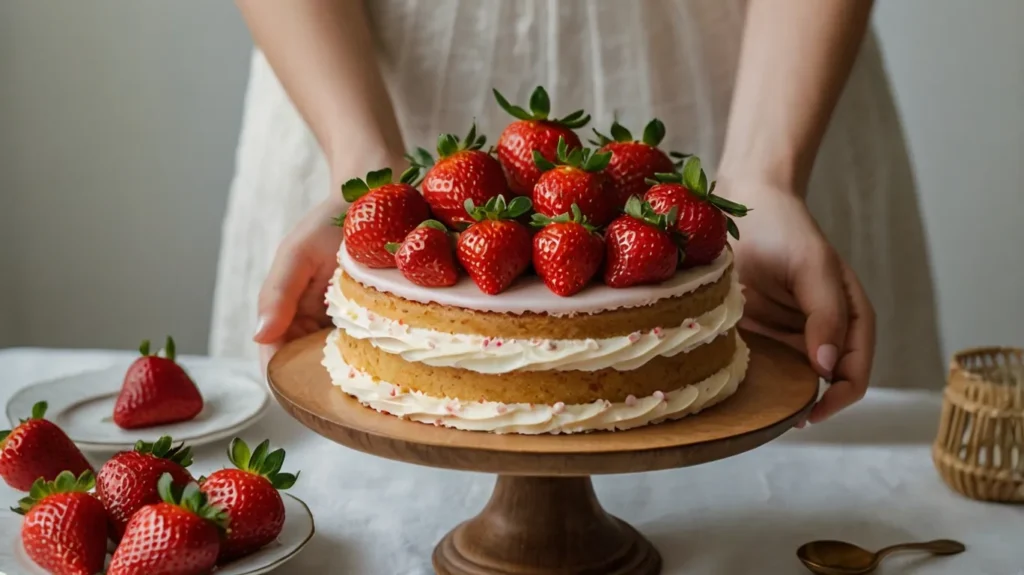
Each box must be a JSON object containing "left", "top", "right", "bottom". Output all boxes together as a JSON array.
[
  {"left": 11, "top": 470, "right": 95, "bottom": 515},
  {"left": 139, "top": 339, "right": 151, "bottom": 357},
  {"left": 493, "top": 86, "right": 591, "bottom": 128},
  {"left": 135, "top": 436, "right": 194, "bottom": 467},
  {"left": 164, "top": 336, "right": 176, "bottom": 362},
  {"left": 157, "top": 473, "right": 230, "bottom": 529},
  {"left": 464, "top": 195, "right": 533, "bottom": 222}
]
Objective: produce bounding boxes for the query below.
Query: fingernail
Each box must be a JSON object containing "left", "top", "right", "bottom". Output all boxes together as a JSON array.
[
  {"left": 253, "top": 316, "right": 267, "bottom": 339},
  {"left": 816, "top": 344, "right": 838, "bottom": 376}
]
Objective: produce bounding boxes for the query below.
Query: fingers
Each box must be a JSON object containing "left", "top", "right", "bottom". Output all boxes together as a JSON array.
[
  {"left": 810, "top": 264, "right": 876, "bottom": 423},
  {"left": 791, "top": 247, "right": 848, "bottom": 380},
  {"left": 254, "top": 240, "right": 314, "bottom": 345},
  {"left": 742, "top": 288, "right": 805, "bottom": 333}
]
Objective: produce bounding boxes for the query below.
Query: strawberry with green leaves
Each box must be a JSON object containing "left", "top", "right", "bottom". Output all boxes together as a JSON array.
[
  {"left": 408, "top": 123, "right": 509, "bottom": 229},
  {"left": 644, "top": 156, "right": 749, "bottom": 267},
  {"left": 457, "top": 195, "right": 534, "bottom": 295},
  {"left": 604, "top": 196, "right": 682, "bottom": 288},
  {"left": 531, "top": 204, "right": 605, "bottom": 296},
  {"left": 590, "top": 119, "right": 682, "bottom": 208},
  {"left": 386, "top": 220, "right": 459, "bottom": 287},
  {"left": 15, "top": 470, "right": 108, "bottom": 575},
  {"left": 532, "top": 136, "right": 616, "bottom": 227},
  {"left": 114, "top": 336, "right": 204, "bottom": 429},
  {"left": 108, "top": 473, "right": 228, "bottom": 575},
  {"left": 0, "top": 401, "right": 93, "bottom": 492},
  {"left": 494, "top": 86, "right": 590, "bottom": 195},
  {"left": 201, "top": 438, "right": 299, "bottom": 562},
  {"left": 336, "top": 167, "right": 431, "bottom": 268},
  {"left": 97, "top": 435, "right": 195, "bottom": 541}
]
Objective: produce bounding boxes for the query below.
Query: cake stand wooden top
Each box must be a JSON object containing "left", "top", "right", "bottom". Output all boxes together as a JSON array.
[{"left": 267, "top": 329, "right": 818, "bottom": 476}]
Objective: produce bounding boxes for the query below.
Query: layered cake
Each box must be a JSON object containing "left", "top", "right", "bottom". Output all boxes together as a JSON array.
[{"left": 323, "top": 87, "right": 750, "bottom": 434}]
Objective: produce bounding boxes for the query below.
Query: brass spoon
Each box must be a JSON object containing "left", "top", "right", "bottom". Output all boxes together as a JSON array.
[{"left": 796, "top": 539, "right": 966, "bottom": 575}]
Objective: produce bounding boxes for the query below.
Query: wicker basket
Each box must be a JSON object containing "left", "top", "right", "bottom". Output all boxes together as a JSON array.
[{"left": 932, "top": 346, "right": 1024, "bottom": 502}]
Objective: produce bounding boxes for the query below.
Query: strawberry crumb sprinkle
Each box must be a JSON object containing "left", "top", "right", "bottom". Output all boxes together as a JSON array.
[
  {"left": 653, "top": 327, "right": 664, "bottom": 339},
  {"left": 628, "top": 332, "right": 641, "bottom": 343},
  {"left": 653, "top": 390, "right": 665, "bottom": 401},
  {"left": 625, "top": 395, "right": 638, "bottom": 407},
  {"left": 496, "top": 404, "right": 508, "bottom": 414}
]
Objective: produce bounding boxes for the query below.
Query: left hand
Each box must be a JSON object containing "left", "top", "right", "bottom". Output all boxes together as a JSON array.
[{"left": 721, "top": 176, "right": 876, "bottom": 424}]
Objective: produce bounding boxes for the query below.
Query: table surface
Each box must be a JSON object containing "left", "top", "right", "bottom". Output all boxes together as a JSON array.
[{"left": 0, "top": 347, "right": 1021, "bottom": 575}]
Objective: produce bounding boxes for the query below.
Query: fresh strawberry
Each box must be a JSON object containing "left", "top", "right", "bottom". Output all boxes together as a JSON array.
[
  {"left": 14, "top": 470, "right": 108, "bottom": 575},
  {"left": 644, "top": 156, "right": 749, "bottom": 267},
  {"left": 590, "top": 119, "right": 680, "bottom": 209},
  {"left": 0, "top": 402, "right": 93, "bottom": 492},
  {"left": 531, "top": 136, "right": 616, "bottom": 227},
  {"left": 385, "top": 220, "right": 459, "bottom": 287},
  {"left": 108, "top": 473, "right": 227, "bottom": 575},
  {"left": 456, "top": 195, "right": 533, "bottom": 295},
  {"left": 201, "top": 438, "right": 299, "bottom": 562},
  {"left": 408, "top": 124, "right": 509, "bottom": 229},
  {"left": 97, "top": 435, "right": 195, "bottom": 541},
  {"left": 604, "top": 196, "right": 682, "bottom": 288},
  {"left": 531, "top": 204, "right": 605, "bottom": 296},
  {"left": 336, "top": 167, "right": 431, "bottom": 268},
  {"left": 113, "top": 337, "right": 204, "bottom": 429},
  {"left": 494, "top": 86, "right": 590, "bottom": 195}
]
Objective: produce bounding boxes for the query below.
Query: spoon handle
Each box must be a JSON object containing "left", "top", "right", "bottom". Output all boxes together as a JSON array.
[{"left": 877, "top": 539, "right": 966, "bottom": 560}]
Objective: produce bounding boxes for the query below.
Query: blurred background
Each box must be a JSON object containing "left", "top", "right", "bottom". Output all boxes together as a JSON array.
[{"left": 1, "top": 0, "right": 1021, "bottom": 362}]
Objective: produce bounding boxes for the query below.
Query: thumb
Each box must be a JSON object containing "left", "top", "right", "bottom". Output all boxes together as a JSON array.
[
  {"left": 790, "top": 248, "right": 848, "bottom": 379},
  {"left": 254, "top": 241, "right": 313, "bottom": 345}
]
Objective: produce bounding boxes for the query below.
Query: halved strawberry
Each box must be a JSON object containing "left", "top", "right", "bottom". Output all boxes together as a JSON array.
[
  {"left": 604, "top": 196, "right": 682, "bottom": 288},
  {"left": 456, "top": 195, "right": 533, "bottom": 295},
  {"left": 531, "top": 204, "right": 605, "bottom": 296},
  {"left": 335, "top": 167, "right": 431, "bottom": 268},
  {"left": 644, "top": 156, "right": 749, "bottom": 267},
  {"left": 386, "top": 220, "right": 459, "bottom": 287},
  {"left": 532, "top": 137, "right": 616, "bottom": 227},
  {"left": 494, "top": 86, "right": 590, "bottom": 195},
  {"left": 408, "top": 124, "right": 509, "bottom": 229},
  {"left": 590, "top": 119, "right": 679, "bottom": 209}
]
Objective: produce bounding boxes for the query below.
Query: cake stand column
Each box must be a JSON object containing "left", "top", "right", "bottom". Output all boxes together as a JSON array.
[{"left": 433, "top": 475, "right": 662, "bottom": 575}]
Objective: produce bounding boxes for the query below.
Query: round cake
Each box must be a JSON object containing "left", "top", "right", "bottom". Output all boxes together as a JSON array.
[{"left": 322, "top": 88, "right": 750, "bottom": 434}]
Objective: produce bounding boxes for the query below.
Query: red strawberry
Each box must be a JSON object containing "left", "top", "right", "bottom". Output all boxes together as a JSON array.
[
  {"left": 494, "top": 86, "right": 590, "bottom": 195},
  {"left": 201, "top": 438, "right": 299, "bottom": 562},
  {"left": 114, "top": 337, "right": 204, "bottom": 429},
  {"left": 410, "top": 124, "right": 509, "bottom": 228},
  {"left": 590, "top": 119, "right": 680, "bottom": 209},
  {"left": 97, "top": 435, "right": 195, "bottom": 541},
  {"left": 604, "top": 196, "right": 682, "bottom": 288},
  {"left": 386, "top": 220, "right": 459, "bottom": 287},
  {"left": 644, "top": 156, "right": 749, "bottom": 267},
  {"left": 15, "top": 470, "right": 108, "bottom": 575},
  {"left": 0, "top": 402, "right": 93, "bottom": 492},
  {"left": 531, "top": 204, "right": 605, "bottom": 296},
  {"left": 108, "top": 473, "right": 227, "bottom": 575},
  {"left": 456, "top": 195, "right": 533, "bottom": 294},
  {"left": 336, "top": 167, "right": 431, "bottom": 268},
  {"left": 532, "top": 136, "right": 617, "bottom": 227}
]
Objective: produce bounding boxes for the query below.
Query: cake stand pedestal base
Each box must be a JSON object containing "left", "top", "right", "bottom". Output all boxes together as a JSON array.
[{"left": 433, "top": 476, "right": 660, "bottom": 575}]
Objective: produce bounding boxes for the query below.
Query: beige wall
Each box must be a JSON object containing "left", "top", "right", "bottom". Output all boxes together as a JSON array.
[{"left": 1, "top": 1, "right": 1021, "bottom": 359}]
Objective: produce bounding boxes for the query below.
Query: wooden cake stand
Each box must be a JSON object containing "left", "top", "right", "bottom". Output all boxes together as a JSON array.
[{"left": 268, "top": 329, "right": 818, "bottom": 575}]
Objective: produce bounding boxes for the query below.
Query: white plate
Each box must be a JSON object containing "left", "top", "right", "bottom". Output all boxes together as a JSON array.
[
  {"left": 14, "top": 494, "right": 315, "bottom": 574},
  {"left": 6, "top": 362, "right": 269, "bottom": 452}
]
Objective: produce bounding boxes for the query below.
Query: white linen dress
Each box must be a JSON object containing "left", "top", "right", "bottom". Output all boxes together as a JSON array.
[{"left": 210, "top": 0, "right": 944, "bottom": 390}]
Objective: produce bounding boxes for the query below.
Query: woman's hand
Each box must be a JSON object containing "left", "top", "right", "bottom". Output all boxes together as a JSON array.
[
  {"left": 252, "top": 197, "right": 346, "bottom": 373},
  {"left": 723, "top": 177, "right": 876, "bottom": 424}
]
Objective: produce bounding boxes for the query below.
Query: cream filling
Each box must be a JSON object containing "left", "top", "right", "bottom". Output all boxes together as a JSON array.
[
  {"left": 327, "top": 270, "right": 744, "bottom": 374},
  {"left": 323, "top": 329, "right": 749, "bottom": 435}
]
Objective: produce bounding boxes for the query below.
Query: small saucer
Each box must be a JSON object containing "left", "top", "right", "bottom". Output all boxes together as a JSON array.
[
  {"left": 14, "top": 494, "right": 314, "bottom": 574},
  {"left": 6, "top": 362, "right": 269, "bottom": 452}
]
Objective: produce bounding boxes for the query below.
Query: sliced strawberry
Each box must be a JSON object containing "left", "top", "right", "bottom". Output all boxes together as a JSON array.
[
  {"left": 494, "top": 86, "right": 590, "bottom": 195},
  {"left": 590, "top": 119, "right": 678, "bottom": 209},
  {"left": 532, "top": 136, "right": 616, "bottom": 227},
  {"left": 531, "top": 204, "right": 605, "bottom": 296},
  {"left": 386, "top": 220, "right": 459, "bottom": 287},
  {"left": 336, "top": 167, "right": 431, "bottom": 268},
  {"left": 604, "top": 196, "right": 682, "bottom": 288},
  {"left": 114, "top": 337, "right": 203, "bottom": 429},
  {"left": 456, "top": 195, "right": 533, "bottom": 295}
]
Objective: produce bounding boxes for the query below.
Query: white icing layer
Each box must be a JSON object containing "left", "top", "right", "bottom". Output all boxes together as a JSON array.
[
  {"left": 338, "top": 243, "right": 731, "bottom": 316},
  {"left": 323, "top": 329, "right": 748, "bottom": 434},
  {"left": 327, "top": 269, "right": 744, "bottom": 373}
]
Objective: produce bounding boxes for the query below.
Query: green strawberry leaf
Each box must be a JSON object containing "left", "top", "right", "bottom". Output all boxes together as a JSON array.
[
  {"left": 682, "top": 156, "right": 704, "bottom": 194},
  {"left": 54, "top": 470, "right": 75, "bottom": 493},
  {"left": 248, "top": 440, "right": 271, "bottom": 472},
  {"left": 30, "top": 401, "right": 47, "bottom": 421},
  {"left": 163, "top": 336, "right": 176, "bottom": 362},
  {"left": 138, "top": 340, "right": 151, "bottom": 357},
  {"left": 590, "top": 128, "right": 613, "bottom": 147},
  {"left": 566, "top": 146, "right": 584, "bottom": 168},
  {"left": 532, "top": 150, "right": 557, "bottom": 173},
  {"left": 610, "top": 121, "right": 632, "bottom": 142},
  {"left": 555, "top": 136, "right": 569, "bottom": 163},
  {"left": 398, "top": 165, "right": 421, "bottom": 186},
  {"left": 559, "top": 111, "right": 591, "bottom": 129},
  {"left": 228, "top": 437, "right": 251, "bottom": 469},
  {"left": 419, "top": 219, "right": 448, "bottom": 232},
  {"left": 506, "top": 196, "right": 533, "bottom": 219},
  {"left": 437, "top": 133, "right": 460, "bottom": 158},
  {"left": 726, "top": 216, "right": 740, "bottom": 240},
  {"left": 365, "top": 168, "right": 393, "bottom": 189},
  {"left": 271, "top": 472, "right": 299, "bottom": 491},
  {"left": 642, "top": 119, "right": 666, "bottom": 147},
  {"left": 332, "top": 212, "right": 347, "bottom": 228},
  {"left": 493, "top": 88, "right": 533, "bottom": 121},
  {"left": 260, "top": 448, "right": 286, "bottom": 476},
  {"left": 341, "top": 178, "right": 371, "bottom": 203},
  {"left": 581, "top": 150, "right": 612, "bottom": 172},
  {"left": 384, "top": 242, "right": 401, "bottom": 255},
  {"left": 528, "top": 86, "right": 551, "bottom": 119}
]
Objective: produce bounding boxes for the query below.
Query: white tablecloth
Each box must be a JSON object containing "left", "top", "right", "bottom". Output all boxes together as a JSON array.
[{"left": 0, "top": 347, "right": 1020, "bottom": 575}]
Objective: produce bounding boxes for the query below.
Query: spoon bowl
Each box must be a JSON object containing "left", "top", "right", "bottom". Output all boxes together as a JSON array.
[{"left": 797, "top": 539, "right": 965, "bottom": 575}]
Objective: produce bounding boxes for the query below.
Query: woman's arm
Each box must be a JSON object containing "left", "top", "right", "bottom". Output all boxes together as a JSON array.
[
  {"left": 236, "top": 0, "right": 405, "bottom": 180},
  {"left": 720, "top": 0, "right": 875, "bottom": 192}
]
